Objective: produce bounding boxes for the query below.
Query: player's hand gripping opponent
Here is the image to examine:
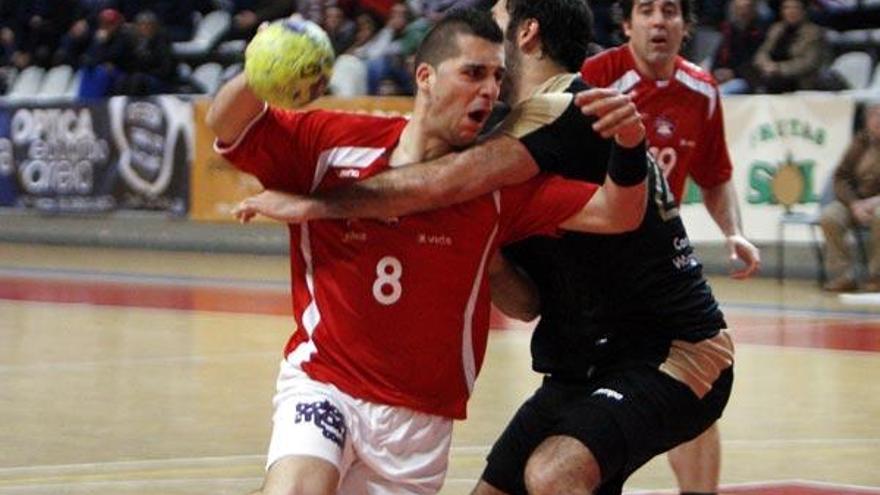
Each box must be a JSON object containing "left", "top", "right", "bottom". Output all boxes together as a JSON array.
[
  {"left": 575, "top": 88, "right": 645, "bottom": 148},
  {"left": 233, "top": 190, "right": 320, "bottom": 224}
]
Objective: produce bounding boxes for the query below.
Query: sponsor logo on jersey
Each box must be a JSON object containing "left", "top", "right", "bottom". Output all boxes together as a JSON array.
[
  {"left": 294, "top": 399, "right": 347, "bottom": 447},
  {"left": 654, "top": 116, "right": 675, "bottom": 141},
  {"left": 418, "top": 233, "right": 453, "bottom": 246},
  {"left": 337, "top": 169, "right": 361, "bottom": 179},
  {"left": 343, "top": 231, "right": 367, "bottom": 243},
  {"left": 592, "top": 388, "right": 624, "bottom": 401}
]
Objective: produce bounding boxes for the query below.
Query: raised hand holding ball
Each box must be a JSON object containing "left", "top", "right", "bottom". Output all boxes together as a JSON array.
[{"left": 244, "top": 18, "right": 335, "bottom": 109}]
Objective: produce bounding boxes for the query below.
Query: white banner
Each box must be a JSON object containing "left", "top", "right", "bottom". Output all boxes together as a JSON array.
[{"left": 680, "top": 93, "right": 856, "bottom": 243}]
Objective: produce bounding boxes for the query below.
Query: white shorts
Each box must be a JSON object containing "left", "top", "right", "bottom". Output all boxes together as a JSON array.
[{"left": 267, "top": 358, "right": 454, "bottom": 495}]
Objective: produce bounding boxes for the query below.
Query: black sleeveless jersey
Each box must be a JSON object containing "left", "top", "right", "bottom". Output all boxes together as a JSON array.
[{"left": 499, "top": 74, "right": 727, "bottom": 378}]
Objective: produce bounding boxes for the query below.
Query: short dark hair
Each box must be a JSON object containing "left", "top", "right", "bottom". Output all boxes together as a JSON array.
[
  {"left": 615, "top": 0, "right": 696, "bottom": 25},
  {"left": 414, "top": 8, "right": 503, "bottom": 70},
  {"left": 504, "top": 0, "right": 593, "bottom": 73}
]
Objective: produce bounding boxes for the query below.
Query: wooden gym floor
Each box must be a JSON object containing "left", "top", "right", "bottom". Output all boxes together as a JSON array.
[{"left": 0, "top": 242, "right": 878, "bottom": 495}]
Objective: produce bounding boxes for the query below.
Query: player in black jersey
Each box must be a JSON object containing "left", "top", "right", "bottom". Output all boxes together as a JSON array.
[
  {"left": 226, "top": 1, "right": 732, "bottom": 494},
  {"left": 475, "top": 2, "right": 732, "bottom": 494}
]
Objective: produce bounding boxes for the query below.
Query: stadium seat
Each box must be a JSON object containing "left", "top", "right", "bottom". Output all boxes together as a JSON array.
[
  {"left": 36, "top": 65, "right": 74, "bottom": 99},
  {"left": 871, "top": 61, "right": 880, "bottom": 89},
  {"left": 172, "top": 10, "right": 231, "bottom": 61},
  {"left": 6, "top": 66, "right": 46, "bottom": 101},
  {"left": 830, "top": 51, "right": 873, "bottom": 89},
  {"left": 220, "top": 63, "right": 242, "bottom": 84},
  {"left": 0, "top": 67, "right": 17, "bottom": 95},
  {"left": 330, "top": 54, "right": 368, "bottom": 97},
  {"left": 191, "top": 62, "right": 223, "bottom": 94},
  {"left": 216, "top": 39, "right": 246, "bottom": 61},
  {"left": 65, "top": 69, "right": 83, "bottom": 98}
]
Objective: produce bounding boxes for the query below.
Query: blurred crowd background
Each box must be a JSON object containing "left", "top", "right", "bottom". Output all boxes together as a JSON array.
[{"left": 1, "top": 0, "right": 880, "bottom": 100}]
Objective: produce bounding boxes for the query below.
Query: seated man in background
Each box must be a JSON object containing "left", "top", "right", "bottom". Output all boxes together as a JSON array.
[
  {"left": 751, "top": 0, "right": 830, "bottom": 93},
  {"left": 820, "top": 102, "right": 880, "bottom": 292}
]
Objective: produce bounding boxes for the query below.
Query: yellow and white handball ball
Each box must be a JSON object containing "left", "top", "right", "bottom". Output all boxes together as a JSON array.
[{"left": 244, "top": 18, "right": 335, "bottom": 109}]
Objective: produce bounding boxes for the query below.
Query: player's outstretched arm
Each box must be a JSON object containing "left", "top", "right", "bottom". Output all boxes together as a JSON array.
[
  {"left": 309, "top": 134, "right": 541, "bottom": 220},
  {"left": 560, "top": 142, "right": 648, "bottom": 234},
  {"left": 206, "top": 73, "right": 266, "bottom": 145},
  {"left": 232, "top": 189, "right": 310, "bottom": 224},
  {"left": 701, "top": 180, "right": 761, "bottom": 279},
  {"left": 488, "top": 253, "right": 540, "bottom": 322}
]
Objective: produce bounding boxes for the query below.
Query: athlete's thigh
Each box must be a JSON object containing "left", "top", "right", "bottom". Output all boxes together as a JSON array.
[
  {"left": 481, "top": 380, "right": 572, "bottom": 495},
  {"left": 554, "top": 364, "right": 731, "bottom": 484},
  {"left": 524, "top": 434, "right": 603, "bottom": 493}
]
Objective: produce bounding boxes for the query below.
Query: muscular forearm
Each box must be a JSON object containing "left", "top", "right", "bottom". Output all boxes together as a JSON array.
[
  {"left": 701, "top": 180, "right": 743, "bottom": 237},
  {"left": 315, "top": 134, "right": 539, "bottom": 219},
  {"left": 205, "top": 73, "right": 265, "bottom": 144},
  {"left": 489, "top": 254, "right": 540, "bottom": 322}
]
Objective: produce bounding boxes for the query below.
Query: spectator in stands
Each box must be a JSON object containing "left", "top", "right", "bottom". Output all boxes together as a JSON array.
[
  {"left": 77, "top": 8, "right": 134, "bottom": 98},
  {"left": 712, "top": 0, "right": 768, "bottom": 94},
  {"left": 131, "top": 0, "right": 210, "bottom": 43},
  {"left": 347, "top": 11, "right": 383, "bottom": 57},
  {"left": 698, "top": 0, "right": 732, "bottom": 26},
  {"left": 752, "top": 0, "right": 830, "bottom": 93},
  {"left": 408, "top": 0, "right": 484, "bottom": 22},
  {"left": 322, "top": 5, "right": 355, "bottom": 55},
  {"left": 294, "top": 0, "right": 340, "bottom": 24},
  {"left": 6, "top": 0, "right": 75, "bottom": 68},
  {"left": 226, "top": 0, "right": 295, "bottom": 41},
  {"left": 328, "top": 11, "right": 381, "bottom": 96},
  {"left": 0, "top": 0, "right": 15, "bottom": 69},
  {"left": 820, "top": 103, "right": 880, "bottom": 292},
  {"left": 364, "top": 1, "right": 430, "bottom": 95},
  {"left": 114, "top": 11, "right": 175, "bottom": 95},
  {"left": 53, "top": 0, "right": 115, "bottom": 67}
]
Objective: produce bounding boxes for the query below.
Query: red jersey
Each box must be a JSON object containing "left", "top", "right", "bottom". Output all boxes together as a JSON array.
[
  {"left": 581, "top": 45, "right": 733, "bottom": 201},
  {"left": 218, "top": 107, "right": 596, "bottom": 419}
]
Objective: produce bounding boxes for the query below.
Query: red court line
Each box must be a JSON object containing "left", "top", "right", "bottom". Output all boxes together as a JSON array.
[
  {"left": 728, "top": 314, "right": 880, "bottom": 353},
  {"left": 3, "top": 276, "right": 880, "bottom": 352},
  {"left": 0, "top": 276, "right": 292, "bottom": 316},
  {"left": 0, "top": 276, "right": 516, "bottom": 327}
]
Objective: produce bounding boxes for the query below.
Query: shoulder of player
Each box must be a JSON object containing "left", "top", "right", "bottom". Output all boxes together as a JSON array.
[
  {"left": 582, "top": 44, "right": 628, "bottom": 70},
  {"left": 673, "top": 57, "right": 719, "bottom": 95},
  {"left": 273, "top": 107, "right": 407, "bottom": 126},
  {"left": 582, "top": 45, "right": 641, "bottom": 92},
  {"left": 269, "top": 107, "right": 408, "bottom": 143}
]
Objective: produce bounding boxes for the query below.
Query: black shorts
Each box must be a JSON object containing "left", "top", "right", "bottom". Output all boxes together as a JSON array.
[{"left": 482, "top": 363, "right": 733, "bottom": 495}]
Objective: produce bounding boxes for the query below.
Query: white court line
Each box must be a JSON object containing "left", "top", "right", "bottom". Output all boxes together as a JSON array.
[
  {"left": 0, "top": 478, "right": 262, "bottom": 493},
  {"left": 3, "top": 477, "right": 878, "bottom": 494},
  {"left": 1, "top": 437, "right": 879, "bottom": 476}
]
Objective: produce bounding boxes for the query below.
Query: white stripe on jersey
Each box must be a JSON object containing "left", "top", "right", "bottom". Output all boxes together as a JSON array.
[
  {"left": 674, "top": 70, "right": 717, "bottom": 119},
  {"left": 295, "top": 147, "right": 384, "bottom": 364},
  {"left": 610, "top": 70, "right": 641, "bottom": 94},
  {"left": 312, "top": 147, "right": 387, "bottom": 192},
  {"left": 461, "top": 191, "right": 502, "bottom": 394},
  {"left": 289, "top": 223, "right": 320, "bottom": 366}
]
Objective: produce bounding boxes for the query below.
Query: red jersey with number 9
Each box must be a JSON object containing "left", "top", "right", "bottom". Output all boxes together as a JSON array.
[
  {"left": 217, "top": 107, "right": 596, "bottom": 419},
  {"left": 581, "top": 45, "right": 733, "bottom": 201}
]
